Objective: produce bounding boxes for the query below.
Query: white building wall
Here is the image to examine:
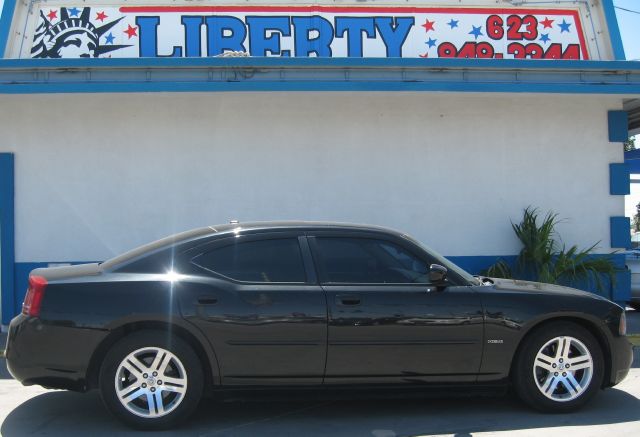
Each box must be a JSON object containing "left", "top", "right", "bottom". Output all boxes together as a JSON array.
[{"left": 0, "top": 92, "right": 624, "bottom": 262}]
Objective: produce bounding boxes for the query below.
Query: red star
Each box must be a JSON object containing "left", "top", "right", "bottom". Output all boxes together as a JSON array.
[
  {"left": 541, "top": 17, "right": 555, "bottom": 29},
  {"left": 124, "top": 24, "right": 138, "bottom": 39},
  {"left": 419, "top": 53, "right": 430, "bottom": 58},
  {"left": 46, "top": 10, "right": 57, "bottom": 21},
  {"left": 96, "top": 11, "right": 108, "bottom": 22},
  {"left": 421, "top": 19, "right": 436, "bottom": 32}
]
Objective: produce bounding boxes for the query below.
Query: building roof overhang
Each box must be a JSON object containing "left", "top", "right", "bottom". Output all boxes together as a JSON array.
[
  {"left": 624, "top": 99, "right": 640, "bottom": 136},
  {"left": 0, "top": 58, "right": 639, "bottom": 96}
]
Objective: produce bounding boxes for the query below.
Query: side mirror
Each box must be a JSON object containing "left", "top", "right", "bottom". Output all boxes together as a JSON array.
[{"left": 429, "top": 264, "right": 448, "bottom": 283}]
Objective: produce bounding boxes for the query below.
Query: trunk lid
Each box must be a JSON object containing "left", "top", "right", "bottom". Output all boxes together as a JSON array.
[{"left": 30, "top": 263, "right": 102, "bottom": 282}]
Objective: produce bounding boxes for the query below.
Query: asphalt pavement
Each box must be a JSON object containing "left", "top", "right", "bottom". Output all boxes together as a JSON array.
[{"left": 0, "top": 311, "right": 639, "bottom": 436}]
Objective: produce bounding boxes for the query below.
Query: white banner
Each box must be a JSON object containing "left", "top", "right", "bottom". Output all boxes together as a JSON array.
[{"left": 29, "top": 5, "right": 589, "bottom": 59}]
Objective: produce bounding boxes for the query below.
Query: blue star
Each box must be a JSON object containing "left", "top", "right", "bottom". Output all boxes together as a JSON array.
[
  {"left": 540, "top": 33, "right": 551, "bottom": 44},
  {"left": 426, "top": 38, "right": 437, "bottom": 48},
  {"left": 447, "top": 19, "right": 459, "bottom": 29},
  {"left": 469, "top": 25, "right": 483, "bottom": 40},
  {"left": 105, "top": 32, "right": 115, "bottom": 45},
  {"left": 68, "top": 7, "right": 80, "bottom": 17},
  {"left": 559, "top": 19, "right": 572, "bottom": 33}
]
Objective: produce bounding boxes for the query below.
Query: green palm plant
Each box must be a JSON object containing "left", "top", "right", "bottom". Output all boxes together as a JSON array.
[{"left": 485, "top": 207, "right": 616, "bottom": 292}]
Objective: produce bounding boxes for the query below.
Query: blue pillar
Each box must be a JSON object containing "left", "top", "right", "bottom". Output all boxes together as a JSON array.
[
  {"left": 610, "top": 216, "right": 631, "bottom": 249},
  {"left": 0, "top": 153, "right": 15, "bottom": 325},
  {"left": 610, "top": 163, "right": 631, "bottom": 195},
  {"left": 608, "top": 111, "right": 629, "bottom": 142},
  {"left": 0, "top": 0, "right": 18, "bottom": 57},
  {"left": 602, "top": 0, "right": 626, "bottom": 60}
]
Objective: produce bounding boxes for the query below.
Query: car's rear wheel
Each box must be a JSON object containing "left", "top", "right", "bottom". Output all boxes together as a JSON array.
[
  {"left": 99, "top": 330, "right": 203, "bottom": 430},
  {"left": 513, "top": 321, "right": 604, "bottom": 412}
]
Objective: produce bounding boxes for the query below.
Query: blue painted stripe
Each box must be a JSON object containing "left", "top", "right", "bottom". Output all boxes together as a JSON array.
[
  {"left": 1, "top": 80, "right": 640, "bottom": 95},
  {"left": 0, "top": 0, "right": 17, "bottom": 57},
  {"left": 608, "top": 111, "right": 629, "bottom": 142},
  {"left": 613, "top": 266, "right": 632, "bottom": 304},
  {"left": 610, "top": 163, "right": 631, "bottom": 195},
  {"left": 625, "top": 149, "right": 640, "bottom": 174},
  {"left": 6, "top": 254, "right": 629, "bottom": 321},
  {"left": 1, "top": 57, "right": 640, "bottom": 71},
  {"left": 446, "top": 255, "right": 517, "bottom": 276},
  {"left": 610, "top": 216, "right": 631, "bottom": 249},
  {"left": 0, "top": 154, "right": 15, "bottom": 326},
  {"left": 602, "top": 0, "right": 626, "bottom": 61}
]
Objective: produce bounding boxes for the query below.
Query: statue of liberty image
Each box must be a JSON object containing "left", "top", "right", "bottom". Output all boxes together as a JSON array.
[{"left": 31, "top": 7, "right": 129, "bottom": 58}]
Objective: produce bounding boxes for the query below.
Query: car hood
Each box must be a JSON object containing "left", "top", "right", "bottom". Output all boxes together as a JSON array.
[{"left": 487, "top": 277, "right": 609, "bottom": 301}]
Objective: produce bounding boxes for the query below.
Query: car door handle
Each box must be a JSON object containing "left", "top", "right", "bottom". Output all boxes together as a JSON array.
[
  {"left": 197, "top": 297, "right": 218, "bottom": 305},
  {"left": 336, "top": 295, "right": 361, "bottom": 306}
]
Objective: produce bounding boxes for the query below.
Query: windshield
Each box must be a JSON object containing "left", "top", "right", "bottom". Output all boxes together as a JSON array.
[{"left": 402, "top": 234, "right": 481, "bottom": 286}]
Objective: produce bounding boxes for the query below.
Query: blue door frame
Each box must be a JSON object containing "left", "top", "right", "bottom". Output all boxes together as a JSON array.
[{"left": 0, "top": 153, "right": 15, "bottom": 326}]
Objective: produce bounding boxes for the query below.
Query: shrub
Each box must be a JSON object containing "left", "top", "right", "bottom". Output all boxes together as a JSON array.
[{"left": 485, "top": 207, "right": 616, "bottom": 292}]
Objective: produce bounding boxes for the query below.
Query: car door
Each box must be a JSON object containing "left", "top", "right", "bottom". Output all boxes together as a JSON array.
[
  {"left": 308, "top": 231, "right": 484, "bottom": 385},
  {"left": 179, "top": 232, "right": 327, "bottom": 386}
]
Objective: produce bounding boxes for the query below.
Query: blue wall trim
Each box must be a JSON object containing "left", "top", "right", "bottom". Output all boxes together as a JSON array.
[
  {"left": 602, "top": 0, "right": 626, "bottom": 61},
  {"left": 446, "top": 255, "right": 517, "bottom": 276},
  {"left": 611, "top": 216, "right": 631, "bottom": 249},
  {"left": 5, "top": 254, "right": 629, "bottom": 321},
  {"left": 2, "top": 58, "right": 640, "bottom": 70},
  {"left": 608, "top": 111, "right": 629, "bottom": 142},
  {"left": 610, "top": 163, "right": 631, "bottom": 195},
  {"left": 0, "top": 154, "right": 15, "bottom": 326},
  {"left": 2, "top": 80, "right": 640, "bottom": 95},
  {"left": 614, "top": 262, "right": 632, "bottom": 304},
  {"left": 0, "top": 0, "right": 17, "bottom": 58}
]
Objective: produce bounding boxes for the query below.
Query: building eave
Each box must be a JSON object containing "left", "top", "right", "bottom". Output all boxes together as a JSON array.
[{"left": 0, "top": 58, "right": 639, "bottom": 95}]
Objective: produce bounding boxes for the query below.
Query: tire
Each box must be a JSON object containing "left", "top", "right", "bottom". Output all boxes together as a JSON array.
[
  {"left": 512, "top": 321, "right": 604, "bottom": 413},
  {"left": 99, "top": 330, "right": 204, "bottom": 430}
]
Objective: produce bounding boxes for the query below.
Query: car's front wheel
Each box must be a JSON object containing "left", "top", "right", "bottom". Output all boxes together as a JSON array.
[
  {"left": 99, "top": 330, "right": 204, "bottom": 430},
  {"left": 513, "top": 321, "right": 604, "bottom": 412}
]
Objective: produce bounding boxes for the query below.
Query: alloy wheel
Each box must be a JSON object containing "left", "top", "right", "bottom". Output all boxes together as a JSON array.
[
  {"left": 533, "top": 336, "right": 594, "bottom": 402},
  {"left": 114, "top": 346, "right": 188, "bottom": 418}
]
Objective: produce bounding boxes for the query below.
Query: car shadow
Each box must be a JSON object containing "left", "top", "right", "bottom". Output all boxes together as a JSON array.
[{"left": 2, "top": 385, "right": 640, "bottom": 437}]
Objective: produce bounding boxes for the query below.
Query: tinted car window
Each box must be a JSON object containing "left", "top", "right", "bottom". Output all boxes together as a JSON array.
[
  {"left": 193, "top": 238, "right": 306, "bottom": 283},
  {"left": 315, "top": 237, "right": 429, "bottom": 284}
]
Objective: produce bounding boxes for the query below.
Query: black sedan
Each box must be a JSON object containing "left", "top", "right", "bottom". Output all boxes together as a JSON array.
[{"left": 5, "top": 222, "right": 633, "bottom": 429}]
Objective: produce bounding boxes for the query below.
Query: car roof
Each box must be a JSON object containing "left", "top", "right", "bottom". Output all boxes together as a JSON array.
[
  {"left": 103, "top": 221, "right": 407, "bottom": 271},
  {"left": 210, "top": 221, "right": 405, "bottom": 236}
]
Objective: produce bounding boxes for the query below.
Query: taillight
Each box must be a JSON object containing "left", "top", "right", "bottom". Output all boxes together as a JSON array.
[{"left": 22, "top": 275, "right": 48, "bottom": 317}]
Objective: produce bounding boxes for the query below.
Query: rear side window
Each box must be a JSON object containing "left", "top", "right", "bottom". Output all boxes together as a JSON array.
[
  {"left": 192, "top": 238, "right": 306, "bottom": 283},
  {"left": 314, "top": 237, "right": 429, "bottom": 284}
]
